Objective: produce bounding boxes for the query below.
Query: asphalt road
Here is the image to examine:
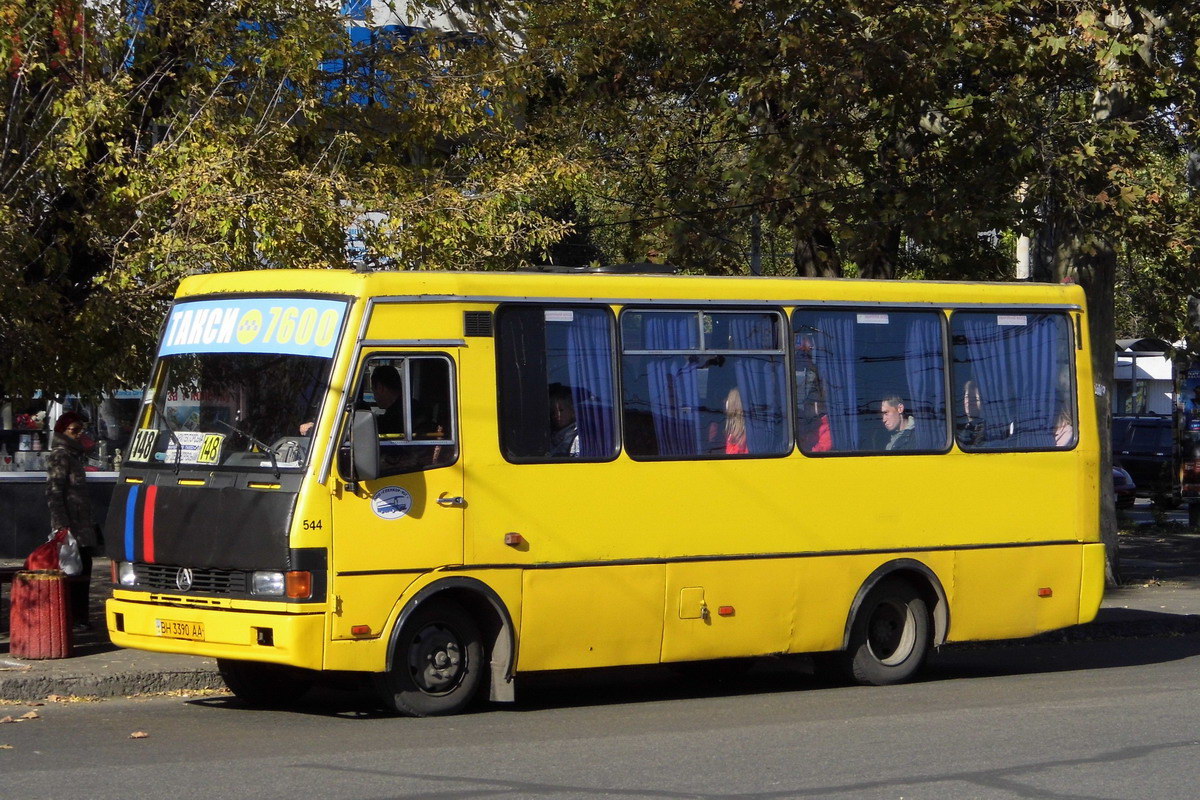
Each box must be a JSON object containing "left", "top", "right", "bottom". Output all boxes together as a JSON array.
[
  {"left": 1120, "top": 496, "right": 1189, "bottom": 526},
  {"left": 3, "top": 635, "right": 1199, "bottom": 800}
]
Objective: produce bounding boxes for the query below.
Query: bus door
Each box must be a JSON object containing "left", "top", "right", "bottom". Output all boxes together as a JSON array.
[{"left": 329, "top": 351, "right": 463, "bottom": 640}]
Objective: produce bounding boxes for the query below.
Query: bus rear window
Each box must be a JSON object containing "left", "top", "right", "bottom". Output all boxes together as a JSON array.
[{"left": 951, "top": 312, "right": 1075, "bottom": 451}]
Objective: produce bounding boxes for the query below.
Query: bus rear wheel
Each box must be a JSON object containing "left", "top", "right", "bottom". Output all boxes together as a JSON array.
[
  {"left": 842, "top": 578, "right": 931, "bottom": 686},
  {"left": 375, "top": 600, "right": 484, "bottom": 717},
  {"left": 217, "top": 659, "right": 313, "bottom": 707}
]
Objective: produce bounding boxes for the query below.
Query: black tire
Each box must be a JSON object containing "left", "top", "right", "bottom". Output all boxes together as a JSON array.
[
  {"left": 841, "top": 578, "right": 931, "bottom": 686},
  {"left": 375, "top": 600, "right": 484, "bottom": 717},
  {"left": 217, "top": 659, "right": 314, "bottom": 707}
]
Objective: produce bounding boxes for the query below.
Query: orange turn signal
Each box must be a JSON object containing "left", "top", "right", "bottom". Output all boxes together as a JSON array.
[
  {"left": 717, "top": 606, "right": 735, "bottom": 617},
  {"left": 351, "top": 625, "right": 371, "bottom": 636},
  {"left": 504, "top": 532, "right": 526, "bottom": 547},
  {"left": 1037, "top": 587, "right": 1053, "bottom": 598},
  {"left": 285, "top": 571, "right": 312, "bottom": 599}
]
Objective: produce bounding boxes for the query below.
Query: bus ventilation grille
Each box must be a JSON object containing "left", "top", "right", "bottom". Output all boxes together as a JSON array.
[
  {"left": 134, "top": 563, "right": 250, "bottom": 595},
  {"left": 464, "top": 311, "right": 493, "bottom": 337}
]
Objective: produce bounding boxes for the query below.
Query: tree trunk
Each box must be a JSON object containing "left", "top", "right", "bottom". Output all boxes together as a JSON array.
[
  {"left": 792, "top": 224, "right": 840, "bottom": 278},
  {"left": 853, "top": 225, "right": 901, "bottom": 280},
  {"left": 1057, "top": 233, "right": 1121, "bottom": 587}
]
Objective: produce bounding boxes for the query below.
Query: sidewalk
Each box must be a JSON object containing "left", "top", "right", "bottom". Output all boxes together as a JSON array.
[
  {"left": 1, "top": 557, "right": 221, "bottom": 701},
  {"left": 3, "top": 527, "right": 1200, "bottom": 703}
]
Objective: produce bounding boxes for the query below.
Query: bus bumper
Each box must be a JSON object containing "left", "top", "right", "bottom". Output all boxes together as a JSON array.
[{"left": 105, "top": 596, "right": 325, "bottom": 670}]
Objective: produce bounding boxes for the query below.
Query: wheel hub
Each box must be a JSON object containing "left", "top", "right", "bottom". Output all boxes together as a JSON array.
[
  {"left": 867, "top": 601, "right": 916, "bottom": 666},
  {"left": 408, "top": 623, "right": 465, "bottom": 695}
]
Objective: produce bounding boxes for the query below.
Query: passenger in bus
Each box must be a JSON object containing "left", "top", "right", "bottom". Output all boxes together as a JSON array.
[
  {"left": 724, "top": 387, "right": 748, "bottom": 454},
  {"left": 880, "top": 394, "right": 916, "bottom": 451},
  {"left": 958, "top": 379, "right": 985, "bottom": 446},
  {"left": 549, "top": 383, "right": 580, "bottom": 457},
  {"left": 798, "top": 394, "right": 832, "bottom": 453},
  {"left": 371, "top": 365, "right": 405, "bottom": 435},
  {"left": 1054, "top": 407, "right": 1074, "bottom": 447},
  {"left": 794, "top": 333, "right": 820, "bottom": 408}
]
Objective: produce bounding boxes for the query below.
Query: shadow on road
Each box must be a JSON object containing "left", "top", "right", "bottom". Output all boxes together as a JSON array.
[{"left": 186, "top": 624, "right": 1200, "bottom": 719}]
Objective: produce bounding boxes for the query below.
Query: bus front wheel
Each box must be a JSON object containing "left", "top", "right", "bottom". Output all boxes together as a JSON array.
[
  {"left": 842, "top": 578, "right": 931, "bottom": 686},
  {"left": 375, "top": 599, "right": 484, "bottom": 717},
  {"left": 217, "top": 659, "right": 313, "bottom": 707}
]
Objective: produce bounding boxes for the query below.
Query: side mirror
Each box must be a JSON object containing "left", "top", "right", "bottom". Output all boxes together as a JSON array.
[{"left": 351, "top": 410, "right": 380, "bottom": 482}]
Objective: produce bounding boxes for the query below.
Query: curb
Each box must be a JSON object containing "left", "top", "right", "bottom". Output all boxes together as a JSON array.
[{"left": 0, "top": 661, "right": 223, "bottom": 703}]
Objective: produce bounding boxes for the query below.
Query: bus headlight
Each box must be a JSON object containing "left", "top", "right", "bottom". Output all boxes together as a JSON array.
[
  {"left": 117, "top": 561, "right": 138, "bottom": 586},
  {"left": 251, "top": 571, "right": 285, "bottom": 596}
]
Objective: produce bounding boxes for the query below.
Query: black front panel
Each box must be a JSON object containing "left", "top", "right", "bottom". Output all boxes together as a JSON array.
[{"left": 106, "top": 481, "right": 297, "bottom": 571}]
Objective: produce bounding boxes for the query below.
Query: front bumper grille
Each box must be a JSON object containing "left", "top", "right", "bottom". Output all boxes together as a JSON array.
[{"left": 132, "top": 563, "right": 249, "bottom": 595}]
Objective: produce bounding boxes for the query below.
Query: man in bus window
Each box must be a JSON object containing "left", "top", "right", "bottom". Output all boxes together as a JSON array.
[
  {"left": 549, "top": 383, "right": 580, "bottom": 457},
  {"left": 371, "top": 365, "right": 405, "bottom": 435},
  {"left": 881, "top": 393, "right": 916, "bottom": 451}
]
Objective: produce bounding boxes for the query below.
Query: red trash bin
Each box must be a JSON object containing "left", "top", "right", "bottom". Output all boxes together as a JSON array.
[{"left": 9, "top": 570, "right": 72, "bottom": 659}]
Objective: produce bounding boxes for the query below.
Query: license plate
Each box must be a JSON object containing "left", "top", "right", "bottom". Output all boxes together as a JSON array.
[{"left": 156, "top": 619, "right": 204, "bottom": 641}]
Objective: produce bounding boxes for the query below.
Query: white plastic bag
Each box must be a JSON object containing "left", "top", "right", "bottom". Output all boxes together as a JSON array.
[{"left": 57, "top": 529, "right": 82, "bottom": 576}]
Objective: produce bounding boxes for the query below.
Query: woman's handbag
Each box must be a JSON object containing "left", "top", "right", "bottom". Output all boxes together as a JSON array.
[{"left": 24, "top": 528, "right": 81, "bottom": 575}]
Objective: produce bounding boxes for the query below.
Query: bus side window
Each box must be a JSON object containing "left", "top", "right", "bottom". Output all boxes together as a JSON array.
[
  {"left": 790, "top": 309, "right": 948, "bottom": 454},
  {"left": 950, "top": 312, "right": 1075, "bottom": 451},
  {"left": 338, "top": 356, "right": 457, "bottom": 478},
  {"left": 621, "top": 309, "right": 789, "bottom": 459},
  {"left": 496, "top": 305, "right": 619, "bottom": 462}
]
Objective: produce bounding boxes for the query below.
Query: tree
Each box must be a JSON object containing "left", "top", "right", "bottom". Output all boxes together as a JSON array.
[{"left": 0, "top": 0, "right": 577, "bottom": 397}]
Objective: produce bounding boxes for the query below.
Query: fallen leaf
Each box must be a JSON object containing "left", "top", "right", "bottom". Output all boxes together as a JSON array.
[
  {"left": 18, "top": 711, "right": 39, "bottom": 721},
  {"left": 0, "top": 717, "right": 13, "bottom": 724},
  {"left": 130, "top": 731, "right": 149, "bottom": 739},
  {"left": 47, "top": 694, "right": 98, "bottom": 704},
  {"left": 0, "top": 744, "right": 12, "bottom": 749}
]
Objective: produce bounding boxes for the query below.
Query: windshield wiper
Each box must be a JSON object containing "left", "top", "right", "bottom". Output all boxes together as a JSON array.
[
  {"left": 215, "top": 419, "right": 281, "bottom": 479},
  {"left": 148, "top": 394, "right": 184, "bottom": 475}
]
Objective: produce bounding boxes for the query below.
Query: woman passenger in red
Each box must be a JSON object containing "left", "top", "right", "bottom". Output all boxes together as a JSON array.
[{"left": 799, "top": 380, "right": 832, "bottom": 453}]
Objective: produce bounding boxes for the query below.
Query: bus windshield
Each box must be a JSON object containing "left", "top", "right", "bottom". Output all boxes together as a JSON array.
[
  {"left": 129, "top": 352, "right": 329, "bottom": 471},
  {"left": 125, "top": 295, "right": 348, "bottom": 471}
]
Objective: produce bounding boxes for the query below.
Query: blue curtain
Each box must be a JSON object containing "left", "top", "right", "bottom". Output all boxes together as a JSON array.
[
  {"left": 730, "top": 316, "right": 787, "bottom": 454},
  {"left": 1012, "top": 316, "right": 1059, "bottom": 447},
  {"left": 644, "top": 314, "right": 702, "bottom": 455},
  {"left": 566, "top": 311, "right": 616, "bottom": 457},
  {"left": 904, "top": 315, "right": 946, "bottom": 450},
  {"left": 963, "top": 315, "right": 1059, "bottom": 448},
  {"left": 809, "top": 314, "right": 859, "bottom": 451}
]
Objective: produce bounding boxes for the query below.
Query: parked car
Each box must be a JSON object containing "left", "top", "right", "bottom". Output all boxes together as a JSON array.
[
  {"left": 1112, "top": 416, "right": 1178, "bottom": 507},
  {"left": 1112, "top": 464, "right": 1137, "bottom": 508}
]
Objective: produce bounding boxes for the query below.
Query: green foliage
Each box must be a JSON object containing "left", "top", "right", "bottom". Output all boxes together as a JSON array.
[
  {"left": 4, "top": 0, "right": 1200, "bottom": 396},
  {"left": 0, "top": 0, "right": 575, "bottom": 395},
  {"left": 502, "top": 1, "right": 1200, "bottom": 302}
]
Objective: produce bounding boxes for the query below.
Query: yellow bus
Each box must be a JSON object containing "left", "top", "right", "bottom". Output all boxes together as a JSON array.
[{"left": 105, "top": 268, "right": 1104, "bottom": 715}]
